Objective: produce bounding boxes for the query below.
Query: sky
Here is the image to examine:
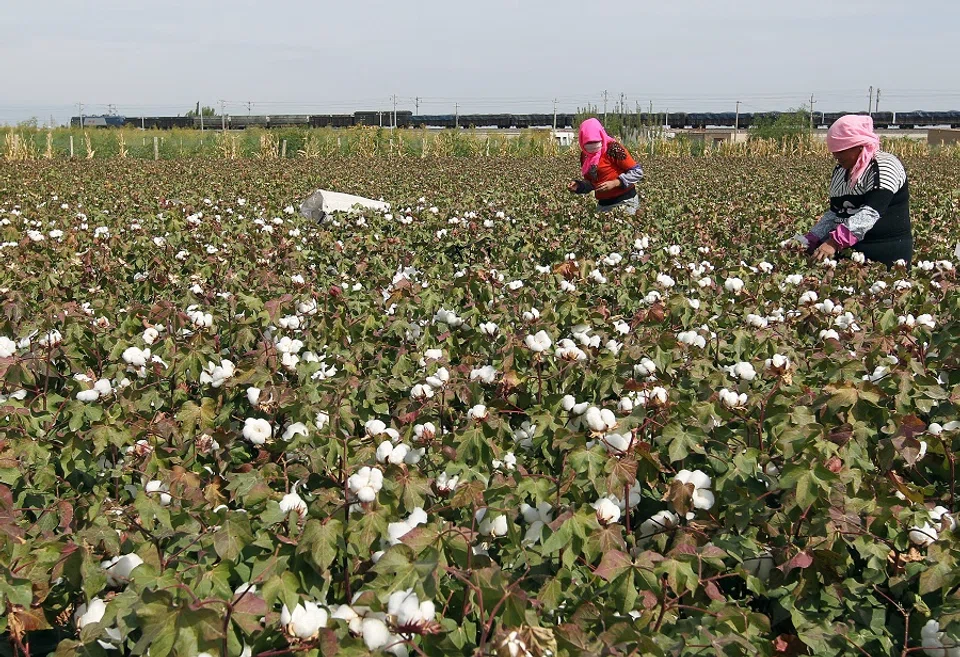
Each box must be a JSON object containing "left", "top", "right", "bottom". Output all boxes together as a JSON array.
[{"left": 2, "top": 0, "right": 959, "bottom": 125}]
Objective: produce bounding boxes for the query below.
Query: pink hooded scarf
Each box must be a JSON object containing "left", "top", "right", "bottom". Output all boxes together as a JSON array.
[
  {"left": 579, "top": 118, "right": 615, "bottom": 177},
  {"left": 826, "top": 115, "right": 880, "bottom": 187}
]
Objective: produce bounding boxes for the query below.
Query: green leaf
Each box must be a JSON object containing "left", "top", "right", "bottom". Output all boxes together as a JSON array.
[
  {"left": 299, "top": 519, "right": 342, "bottom": 571},
  {"left": 213, "top": 515, "right": 254, "bottom": 561}
]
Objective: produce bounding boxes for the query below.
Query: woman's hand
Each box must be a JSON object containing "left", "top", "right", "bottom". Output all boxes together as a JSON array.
[
  {"left": 567, "top": 181, "right": 579, "bottom": 192},
  {"left": 595, "top": 179, "right": 622, "bottom": 192},
  {"left": 812, "top": 240, "right": 838, "bottom": 261}
]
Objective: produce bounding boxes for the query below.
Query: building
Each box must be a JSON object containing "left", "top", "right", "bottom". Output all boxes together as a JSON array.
[{"left": 551, "top": 130, "right": 574, "bottom": 147}]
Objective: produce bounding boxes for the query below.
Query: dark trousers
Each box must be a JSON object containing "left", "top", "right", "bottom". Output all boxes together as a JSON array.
[{"left": 853, "top": 236, "right": 913, "bottom": 267}]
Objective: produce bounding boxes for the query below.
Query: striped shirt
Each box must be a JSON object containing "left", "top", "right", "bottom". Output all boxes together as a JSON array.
[{"left": 809, "top": 150, "right": 910, "bottom": 247}]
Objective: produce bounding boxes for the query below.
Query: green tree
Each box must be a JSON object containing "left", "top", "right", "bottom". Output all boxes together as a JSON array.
[{"left": 749, "top": 107, "right": 812, "bottom": 143}]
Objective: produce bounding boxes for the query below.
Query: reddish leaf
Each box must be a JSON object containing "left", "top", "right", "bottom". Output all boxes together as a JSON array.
[
  {"left": 594, "top": 550, "right": 633, "bottom": 582},
  {"left": 704, "top": 580, "right": 725, "bottom": 602},
  {"left": 782, "top": 551, "right": 814, "bottom": 574}
]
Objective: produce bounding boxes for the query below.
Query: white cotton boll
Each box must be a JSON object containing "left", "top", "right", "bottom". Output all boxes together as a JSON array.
[
  {"left": 758, "top": 262, "right": 773, "bottom": 273},
  {"left": 477, "top": 509, "right": 509, "bottom": 537},
  {"left": 729, "top": 362, "right": 757, "bottom": 381},
  {"left": 656, "top": 273, "right": 675, "bottom": 288},
  {"left": 76, "top": 389, "right": 101, "bottom": 402},
  {"left": 613, "top": 320, "right": 630, "bottom": 335},
  {"left": 94, "top": 379, "right": 112, "bottom": 396},
  {"left": 644, "top": 290, "right": 662, "bottom": 305},
  {"left": 724, "top": 277, "right": 744, "bottom": 293},
  {"left": 639, "top": 510, "right": 679, "bottom": 541},
  {"left": 524, "top": 330, "right": 552, "bottom": 352},
  {"left": 560, "top": 279, "right": 577, "bottom": 293},
  {"left": 820, "top": 329, "right": 840, "bottom": 342},
  {"left": 414, "top": 422, "right": 436, "bottom": 442},
  {"left": 676, "top": 469, "right": 711, "bottom": 491},
  {"left": 376, "top": 441, "right": 396, "bottom": 464},
  {"left": 634, "top": 358, "right": 656, "bottom": 377},
  {"left": 467, "top": 405, "right": 488, "bottom": 421},
  {"left": 592, "top": 497, "right": 621, "bottom": 525},
  {"left": 765, "top": 354, "right": 790, "bottom": 371},
  {"left": 101, "top": 553, "right": 144, "bottom": 586},
  {"left": 929, "top": 423, "right": 943, "bottom": 436},
  {"left": 618, "top": 397, "right": 634, "bottom": 413},
  {"left": 142, "top": 327, "right": 159, "bottom": 345},
  {"left": 122, "top": 346, "right": 150, "bottom": 367},
  {"left": 522, "top": 308, "right": 540, "bottom": 322},
  {"left": 584, "top": 407, "right": 615, "bottom": 432},
  {"left": 561, "top": 395, "right": 577, "bottom": 412},
  {"left": 0, "top": 336, "right": 17, "bottom": 358},
  {"left": 279, "top": 491, "right": 308, "bottom": 518},
  {"left": 719, "top": 388, "right": 747, "bottom": 409},
  {"left": 470, "top": 365, "right": 497, "bottom": 384},
  {"left": 799, "top": 291, "right": 818, "bottom": 305},
  {"left": 436, "top": 472, "right": 459, "bottom": 493},
  {"left": 145, "top": 480, "right": 172, "bottom": 506},
  {"left": 348, "top": 467, "right": 384, "bottom": 503},
  {"left": 909, "top": 522, "right": 939, "bottom": 547},
  {"left": 601, "top": 432, "right": 632, "bottom": 453},
  {"left": 74, "top": 597, "right": 107, "bottom": 628},
  {"left": 362, "top": 617, "right": 391, "bottom": 650},
  {"left": 410, "top": 383, "right": 434, "bottom": 400},
  {"left": 784, "top": 274, "right": 803, "bottom": 286},
  {"left": 243, "top": 418, "right": 272, "bottom": 446},
  {"left": 365, "top": 419, "right": 387, "bottom": 437},
  {"left": 282, "top": 422, "right": 309, "bottom": 442},
  {"left": 692, "top": 488, "right": 715, "bottom": 511},
  {"left": 917, "top": 314, "right": 936, "bottom": 330},
  {"left": 479, "top": 322, "right": 499, "bottom": 337},
  {"left": 281, "top": 601, "right": 328, "bottom": 639},
  {"left": 425, "top": 367, "right": 450, "bottom": 389},
  {"left": 246, "top": 387, "right": 261, "bottom": 406},
  {"left": 315, "top": 411, "right": 330, "bottom": 430},
  {"left": 930, "top": 506, "right": 956, "bottom": 532}
]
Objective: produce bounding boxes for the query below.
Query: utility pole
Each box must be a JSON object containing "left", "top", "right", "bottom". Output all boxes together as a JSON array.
[
  {"left": 809, "top": 93, "right": 816, "bottom": 135},
  {"left": 619, "top": 92, "right": 625, "bottom": 123},
  {"left": 392, "top": 94, "right": 397, "bottom": 129},
  {"left": 868, "top": 86, "right": 873, "bottom": 116},
  {"left": 602, "top": 90, "right": 608, "bottom": 122},
  {"left": 455, "top": 103, "right": 459, "bottom": 129},
  {"left": 199, "top": 106, "right": 204, "bottom": 131},
  {"left": 220, "top": 100, "right": 226, "bottom": 131},
  {"left": 415, "top": 96, "right": 420, "bottom": 115},
  {"left": 734, "top": 100, "right": 740, "bottom": 136},
  {"left": 247, "top": 101, "right": 252, "bottom": 116},
  {"left": 875, "top": 88, "right": 881, "bottom": 114},
  {"left": 553, "top": 98, "right": 558, "bottom": 131},
  {"left": 78, "top": 102, "right": 84, "bottom": 129}
]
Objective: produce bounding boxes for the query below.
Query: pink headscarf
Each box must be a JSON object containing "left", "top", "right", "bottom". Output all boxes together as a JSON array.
[
  {"left": 826, "top": 115, "right": 880, "bottom": 187},
  {"left": 579, "top": 118, "right": 615, "bottom": 177}
]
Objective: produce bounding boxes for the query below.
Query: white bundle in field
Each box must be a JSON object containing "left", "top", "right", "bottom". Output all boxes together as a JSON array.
[{"left": 300, "top": 190, "right": 390, "bottom": 221}]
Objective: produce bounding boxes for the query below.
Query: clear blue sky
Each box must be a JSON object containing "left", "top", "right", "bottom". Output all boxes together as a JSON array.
[{"left": 2, "top": 0, "right": 958, "bottom": 125}]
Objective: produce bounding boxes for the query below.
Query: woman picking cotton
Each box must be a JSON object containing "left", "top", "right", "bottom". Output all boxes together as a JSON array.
[
  {"left": 567, "top": 118, "right": 644, "bottom": 214},
  {"left": 798, "top": 115, "right": 911, "bottom": 266}
]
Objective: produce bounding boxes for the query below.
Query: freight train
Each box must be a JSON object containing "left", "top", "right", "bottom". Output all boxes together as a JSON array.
[{"left": 71, "top": 109, "right": 960, "bottom": 130}]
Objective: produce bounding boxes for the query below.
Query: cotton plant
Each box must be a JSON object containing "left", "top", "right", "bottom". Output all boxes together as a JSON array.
[
  {"left": 519, "top": 502, "right": 552, "bottom": 545},
  {"left": 908, "top": 506, "right": 956, "bottom": 547},
  {"left": 385, "top": 507, "right": 428, "bottom": 546},
  {"left": 673, "top": 469, "right": 715, "bottom": 519},
  {"left": 280, "top": 600, "right": 328, "bottom": 640},
  {"left": 199, "top": 358, "right": 235, "bottom": 388}
]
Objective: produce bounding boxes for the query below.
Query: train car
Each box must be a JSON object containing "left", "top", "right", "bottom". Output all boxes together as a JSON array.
[
  {"left": 353, "top": 110, "right": 412, "bottom": 127},
  {"left": 119, "top": 116, "right": 193, "bottom": 130},
  {"left": 309, "top": 115, "right": 354, "bottom": 128},
  {"left": 70, "top": 115, "right": 126, "bottom": 128}
]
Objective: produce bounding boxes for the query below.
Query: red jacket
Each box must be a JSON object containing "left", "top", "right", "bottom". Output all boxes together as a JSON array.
[{"left": 575, "top": 142, "right": 644, "bottom": 204}]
